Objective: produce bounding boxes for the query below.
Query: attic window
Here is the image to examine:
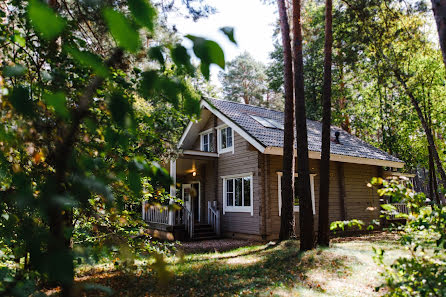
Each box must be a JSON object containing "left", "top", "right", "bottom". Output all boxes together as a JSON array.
[{"left": 250, "top": 115, "right": 284, "bottom": 130}]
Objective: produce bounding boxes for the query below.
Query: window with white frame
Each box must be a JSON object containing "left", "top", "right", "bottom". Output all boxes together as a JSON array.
[
  {"left": 277, "top": 172, "right": 316, "bottom": 215},
  {"left": 200, "top": 130, "right": 214, "bottom": 152},
  {"left": 222, "top": 173, "right": 253, "bottom": 215},
  {"left": 218, "top": 126, "right": 233, "bottom": 153}
]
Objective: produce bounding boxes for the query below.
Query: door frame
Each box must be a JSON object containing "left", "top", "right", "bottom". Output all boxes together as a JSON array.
[
  {"left": 182, "top": 182, "right": 201, "bottom": 222},
  {"left": 191, "top": 181, "right": 201, "bottom": 222}
]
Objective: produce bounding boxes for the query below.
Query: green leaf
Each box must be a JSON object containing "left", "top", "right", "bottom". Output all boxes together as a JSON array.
[
  {"left": 183, "top": 91, "right": 201, "bottom": 116},
  {"left": 171, "top": 44, "right": 194, "bottom": 73},
  {"left": 28, "top": 0, "right": 66, "bottom": 40},
  {"left": 220, "top": 27, "right": 237, "bottom": 44},
  {"left": 43, "top": 92, "right": 70, "bottom": 119},
  {"left": 138, "top": 70, "right": 158, "bottom": 98},
  {"left": 103, "top": 8, "right": 140, "bottom": 53},
  {"left": 148, "top": 46, "right": 165, "bottom": 65},
  {"left": 186, "top": 35, "right": 225, "bottom": 69},
  {"left": 2, "top": 64, "right": 26, "bottom": 77},
  {"left": 108, "top": 92, "right": 131, "bottom": 127},
  {"left": 200, "top": 62, "right": 210, "bottom": 80},
  {"left": 8, "top": 86, "right": 34, "bottom": 117},
  {"left": 381, "top": 204, "right": 397, "bottom": 212},
  {"left": 128, "top": 169, "right": 142, "bottom": 195},
  {"left": 13, "top": 34, "right": 26, "bottom": 47},
  {"left": 64, "top": 46, "right": 109, "bottom": 77},
  {"left": 128, "top": 0, "right": 157, "bottom": 31}
]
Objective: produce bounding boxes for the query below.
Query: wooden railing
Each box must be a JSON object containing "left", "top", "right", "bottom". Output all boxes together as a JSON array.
[
  {"left": 142, "top": 201, "right": 169, "bottom": 225},
  {"left": 387, "top": 202, "right": 409, "bottom": 220},
  {"left": 183, "top": 207, "right": 194, "bottom": 239},
  {"left": 208, "top": 201, "right": 221, "bottom": 236}
]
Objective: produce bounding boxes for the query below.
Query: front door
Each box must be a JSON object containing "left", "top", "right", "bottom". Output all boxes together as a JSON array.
[
  {"left": 182, "top": 184, "right": 192, "bottom": 213},
  {"left": 182, "top": 183, "right": 200, "bottom": 222}
]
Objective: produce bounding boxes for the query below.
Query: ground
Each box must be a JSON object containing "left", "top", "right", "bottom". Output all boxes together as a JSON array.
[{"left": 46, "top": 232, "right": 405, "bottom": 297}]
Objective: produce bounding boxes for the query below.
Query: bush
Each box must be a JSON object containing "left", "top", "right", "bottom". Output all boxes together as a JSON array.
[{"left": 372, "top": 177, "right": 446, "bottom": 297}]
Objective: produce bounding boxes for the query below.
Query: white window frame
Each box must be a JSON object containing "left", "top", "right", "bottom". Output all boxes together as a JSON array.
[
  {"left": 199, "top": 128, "right": 214, "bottom": 152},
  {"left": 277, "top": 172, "right": 317, "bottom": 216},
  {"left": 221, "top": 172, "right": 254, "bottom": 215},
  {"left": 217, "top": 124, "right": 234, "bottom": 154}
]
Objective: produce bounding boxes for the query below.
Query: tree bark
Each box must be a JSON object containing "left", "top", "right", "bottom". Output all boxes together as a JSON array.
[
  {"left": 48, "top": 49, "right": 123, "bottom": 297},
  {"left": 292, "top": 0, "right": 315, "bottom": 250},
  {"left": 393, "top": 70, "right": 446, "bottom": 204},
  {"left": 277, "top": 0, "right": 296, "bottom": 240},
  {"left": 431, "top": 0, "right": 446, "bottom": 70},
  {"left": 317, "top": 0, "right": 333, "bottom": 247}
]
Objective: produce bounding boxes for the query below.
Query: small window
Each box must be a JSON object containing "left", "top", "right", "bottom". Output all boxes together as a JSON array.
[
  {"left": 201, "top": 131, "right": 214, "bottom": 152},
  {"left": 219, "top": 126, "right": 233, "bottom": 152},
  {"left": 222, "top": 173, "right": 253, "bottom": 215},
  {"left": 250, "top": 115, "right": 284, "bottom": 130},
  {"left": 278, "top": 172, "right": 316, "bottom": 215}
]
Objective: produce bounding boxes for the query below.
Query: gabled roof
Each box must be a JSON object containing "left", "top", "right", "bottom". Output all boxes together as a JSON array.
[{"left": 180, "top": 98, "right": 405, "bottom": 168}]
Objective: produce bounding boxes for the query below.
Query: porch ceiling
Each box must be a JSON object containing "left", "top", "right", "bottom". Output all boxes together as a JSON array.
[{"left": 175, "top": 157, "right": 213, "bottom": 177}]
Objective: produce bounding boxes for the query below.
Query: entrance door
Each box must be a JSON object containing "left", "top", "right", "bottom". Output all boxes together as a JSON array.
[
  {"left": 182, "top": 184, "right": 192, "bottom": 213},
  {"left": 182, "top": 183, "right": 200, "bottom": 222},
  {"left": 191, "top": 183, "right": 200, "bottom": 222}
]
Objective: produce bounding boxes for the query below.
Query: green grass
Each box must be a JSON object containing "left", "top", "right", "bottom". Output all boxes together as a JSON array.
[{"left": 59, "top": 233, "right": 406, "bottom": 296}]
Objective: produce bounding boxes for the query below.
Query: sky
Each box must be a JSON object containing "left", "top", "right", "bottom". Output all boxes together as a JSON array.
[{"left": 168, "top": 0, "right": 278, "bottom": 85}]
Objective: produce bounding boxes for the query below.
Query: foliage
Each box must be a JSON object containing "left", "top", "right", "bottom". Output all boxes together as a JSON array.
[
  {"left": 372, "top": 177, "right": 446, "bottom": 296},
  {"left": 0, "top": 0, "right": 230, "bottom": 295},
  {"left": 265, "top": 0, "right": 446, "bottom": 175},
  {"left": 220, "top": 52, "right": 283, "bottom": 110}
]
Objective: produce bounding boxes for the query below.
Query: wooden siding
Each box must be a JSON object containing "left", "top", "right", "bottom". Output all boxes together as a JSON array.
[
  {"left": 266, "top": 156, "right": 381, "bottom": 239},
  {"left": 179, "top": 111, "right": 381, "bottom": 239},
  {"left": 217, "top": 133, "right": 261, "bottom": 235},
  {"left": 191, "top": 115, "right": 215, "bottom": 151}
]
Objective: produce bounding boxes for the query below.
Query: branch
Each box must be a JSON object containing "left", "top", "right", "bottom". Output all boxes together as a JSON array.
[{"left": 52, "top": 48, "right": 124, "bottom": 184}]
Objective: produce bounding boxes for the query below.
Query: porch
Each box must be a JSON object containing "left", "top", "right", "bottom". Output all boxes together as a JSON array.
[{"left": 142, "top": 150, "right": 221, "bottom": 240}]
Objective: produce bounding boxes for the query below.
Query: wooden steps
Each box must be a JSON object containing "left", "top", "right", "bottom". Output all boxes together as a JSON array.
[{"left": 192, "top": 223, "right": 219, "bottom": 240}]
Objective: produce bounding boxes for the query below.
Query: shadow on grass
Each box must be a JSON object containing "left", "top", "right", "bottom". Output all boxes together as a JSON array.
[{"left": 70, "top": 240, "right": 352, "bottom": 297}]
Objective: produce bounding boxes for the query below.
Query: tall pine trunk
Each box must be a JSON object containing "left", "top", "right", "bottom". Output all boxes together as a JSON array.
[
  {"left": 431, "top": 0, "right": 446, "bottom": 70},
  {"left": 292, "top": 0, "right": 315, "bottom": 250},
  {"left": 318, "top": 0, "right": 333, "bottom": 247},
  {"left": 277, "top": 0, "right": 296, "bottom": 240},
  {"left": 394, "top": 70, "right": 446, "bottom": 204}
]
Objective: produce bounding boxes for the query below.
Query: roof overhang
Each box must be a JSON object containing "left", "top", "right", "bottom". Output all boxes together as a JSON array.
[
  {"left": 178, "top": 99, "right": 266, "bottom": 153},
  {"left": 264, "top": 146, "right": 405, "bottom": 168},
  {"left": 181, "top": 149, "right": 218, "bottom": 158}
]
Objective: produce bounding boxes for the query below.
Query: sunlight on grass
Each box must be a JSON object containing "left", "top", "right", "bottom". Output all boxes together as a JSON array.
[{"left": 64, "top": 233, "right": 407, "bottom": 296}]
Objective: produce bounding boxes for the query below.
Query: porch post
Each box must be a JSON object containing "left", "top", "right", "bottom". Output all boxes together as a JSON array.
[{"left": 168, "top": 159, "right": 176, "bottom": 225}]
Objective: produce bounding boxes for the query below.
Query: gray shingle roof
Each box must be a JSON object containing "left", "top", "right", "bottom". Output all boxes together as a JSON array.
[{"left": 206, "top": 98, "right": 403, "bottom": 164}]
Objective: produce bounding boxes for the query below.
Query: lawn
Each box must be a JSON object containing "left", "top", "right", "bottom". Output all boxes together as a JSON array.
[{"left": 46, "top": 232, "right": 405, "bottom": 297}]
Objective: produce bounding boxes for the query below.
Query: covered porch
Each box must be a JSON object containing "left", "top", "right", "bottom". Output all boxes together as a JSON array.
[{"left": 142, "top": 150, "right": 221, "bottom": 240}]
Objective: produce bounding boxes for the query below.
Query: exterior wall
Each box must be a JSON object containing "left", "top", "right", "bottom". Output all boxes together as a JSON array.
[
  {"left": 180, "top": 110, "right": 382, "bottom": 240},
  {"left": 266, "top": 155, "right": 381, "bottom": 239},
  {"left": 191, "top": 116, "right": 215, "bottom": 151},
  {"left": 217, "top": 116, "right": 261, "bottom": 236},
  {"left": 183, "top": 115, "right": 261, "bottom": 237}
]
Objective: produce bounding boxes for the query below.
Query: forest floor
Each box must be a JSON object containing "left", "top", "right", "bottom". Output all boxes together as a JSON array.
[{"left": 45, "top": 232, "right": 405, "bottom": 297}]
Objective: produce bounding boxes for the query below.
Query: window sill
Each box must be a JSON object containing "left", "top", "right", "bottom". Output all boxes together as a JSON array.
[
  {"left": 218, "top": 147, "right": 233, "bottom": 154},
  {"left": 223, "top": 206, "right": 253, "bottom": 215}
]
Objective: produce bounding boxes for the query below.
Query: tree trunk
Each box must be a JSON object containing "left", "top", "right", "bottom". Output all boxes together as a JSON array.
[
  {"left": 317, "top": 0, "right": 333, "bottom": 247},
  {"left": 431, "top": 0, "right": 446, "bottom": 70},
  {"left": 428, "top": 147, "right": 436, "bottom": 203},
  {"left": 338, "top": 63, "right": 351, "bottom": 133},
  {"left": 394, "top": 70, "right": 446, "bottom": 204},
  {"left": 277, "top": 0, "right": 296, "bottom": 240},
  {"left": 292, "top": 0, "right": 315, "bottom": 250}
]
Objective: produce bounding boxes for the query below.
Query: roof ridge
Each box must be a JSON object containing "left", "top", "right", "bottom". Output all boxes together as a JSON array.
[{"left": 203, "top": 96, "right": 284, "bottom": 114}]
